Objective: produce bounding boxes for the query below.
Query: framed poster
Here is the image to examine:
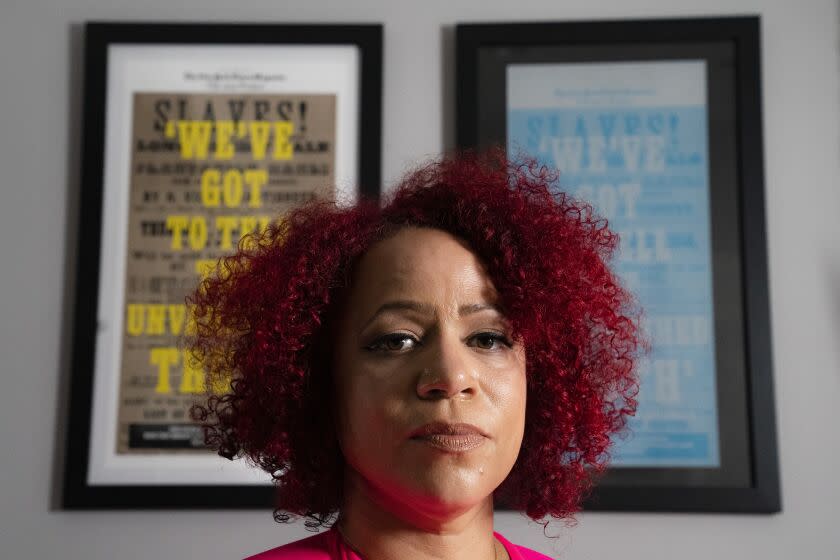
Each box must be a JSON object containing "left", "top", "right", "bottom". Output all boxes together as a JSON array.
[
  {"left": 456, "top": 16, "right": 780, "bottom": 512},
  {"left": 63, "top": 22, "right": 382, "bottom": 508}
]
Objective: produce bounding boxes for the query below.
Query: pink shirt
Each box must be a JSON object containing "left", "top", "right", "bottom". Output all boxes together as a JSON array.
[{"left": 245, "top": 528, "right": 553, "bottom": 560}]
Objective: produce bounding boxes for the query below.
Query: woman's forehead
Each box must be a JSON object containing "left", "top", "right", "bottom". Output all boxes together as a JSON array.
[{"left": 349, "top": 228, "right": 499, "bottom": 314}]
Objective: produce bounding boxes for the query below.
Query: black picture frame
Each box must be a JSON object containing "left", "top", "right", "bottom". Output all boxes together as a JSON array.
[
  {"left": 63, "top": 22, "right": 382, "bottom": 509},
  {"left": 456, "top": 16, "right": 780, "bottom": 513}
]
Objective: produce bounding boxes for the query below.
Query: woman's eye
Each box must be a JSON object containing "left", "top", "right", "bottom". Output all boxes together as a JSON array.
[
  {"left": 470, "top": 332, "right": 512, "bottom": 350},
  {"left": 367, "top": 333, "right": 419, "bottom": 353}
]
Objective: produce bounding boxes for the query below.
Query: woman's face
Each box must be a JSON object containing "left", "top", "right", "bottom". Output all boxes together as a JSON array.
[{"left": 334, "top": 227, "right": 527, "bottom": 521}]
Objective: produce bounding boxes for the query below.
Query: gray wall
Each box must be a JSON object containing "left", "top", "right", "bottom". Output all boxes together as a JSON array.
[{"left": 2, "top": 0, "right": 839, "bottom": 558}]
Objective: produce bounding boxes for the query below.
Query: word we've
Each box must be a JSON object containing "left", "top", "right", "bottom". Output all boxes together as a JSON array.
[{"left": 165, "top": 120, "right": 295, "bottom": 161}]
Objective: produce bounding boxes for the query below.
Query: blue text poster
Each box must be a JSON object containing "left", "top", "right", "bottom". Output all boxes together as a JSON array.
[{"left": 507, "top": 61, "right": 720, "bottom": 467}]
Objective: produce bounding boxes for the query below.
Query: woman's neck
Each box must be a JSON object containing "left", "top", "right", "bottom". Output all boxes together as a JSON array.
[{"left": 337, "top": 470, "right": 499, "bottom": 560}]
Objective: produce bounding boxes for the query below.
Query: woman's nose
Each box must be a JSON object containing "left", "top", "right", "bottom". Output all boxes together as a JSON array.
[{"left": 415, "top": 334, "right": 477, "bottom": 400}]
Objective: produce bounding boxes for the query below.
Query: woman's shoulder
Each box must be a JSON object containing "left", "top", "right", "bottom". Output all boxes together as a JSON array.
[
  {"left": 243, "top": 529, "right": 338, "bottom": 560},
  {"left": 495, "top": 531, "right": 556, "bottom": 560}
]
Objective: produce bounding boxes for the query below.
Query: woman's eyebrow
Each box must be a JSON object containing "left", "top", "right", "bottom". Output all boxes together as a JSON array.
[
  {"left": 458, "top": 302, "right": 499, "bottom": 316},
  {"left": 361, "top": 300, "right": 500, "bottom": 330}
]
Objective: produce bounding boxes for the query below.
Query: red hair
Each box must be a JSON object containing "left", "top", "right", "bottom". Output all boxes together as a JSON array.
[{"left": 188, "top": 150, "right": 641, "bottom": 527}]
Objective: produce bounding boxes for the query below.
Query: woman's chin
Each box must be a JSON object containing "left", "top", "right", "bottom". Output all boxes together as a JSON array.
[
  {"left": 394, "top": 469, "right": 497, "bottom": 517},
  {"left": 345, "top": 447, "right": 507, "bottom": 523}
]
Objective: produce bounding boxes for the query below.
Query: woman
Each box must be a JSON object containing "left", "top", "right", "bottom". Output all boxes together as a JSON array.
[{"left": 188, "top": 151, "right": 642, "bottom": 560}]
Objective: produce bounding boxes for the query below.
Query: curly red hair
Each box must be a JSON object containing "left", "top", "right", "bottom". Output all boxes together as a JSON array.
[{"left": 188, "top": 150, "right": 641, "bottom": 527}]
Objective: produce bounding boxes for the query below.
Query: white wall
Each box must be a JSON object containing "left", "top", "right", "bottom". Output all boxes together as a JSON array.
[{"left": 1, "top": 0, "right": 839, "bottom": 558}]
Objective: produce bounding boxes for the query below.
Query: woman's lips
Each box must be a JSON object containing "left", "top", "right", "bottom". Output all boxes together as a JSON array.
[
  {"left": 409, "top": 422, "right": 488, "bottom": 452},
  {"left": 412, "top": 433, "right": 487, "bottom": 452}
]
